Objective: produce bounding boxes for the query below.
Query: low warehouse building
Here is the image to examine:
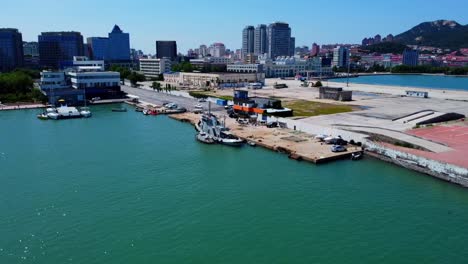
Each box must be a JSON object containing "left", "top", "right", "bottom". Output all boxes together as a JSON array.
[{"left": 319, "top": 87, "right": 352, "bottom": 101}]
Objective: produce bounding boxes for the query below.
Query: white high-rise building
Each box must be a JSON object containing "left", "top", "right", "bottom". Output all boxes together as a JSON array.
[
  {"left": 139, "top": 58, "right": 172, "bottom": 78},
  {"left": 209, "top": 43, "right": 226, "bottom": 57}
]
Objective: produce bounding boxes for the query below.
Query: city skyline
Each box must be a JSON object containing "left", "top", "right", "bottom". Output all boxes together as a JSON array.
[{"left": 2, "top": 0, "right": 468, "bottom": 53}]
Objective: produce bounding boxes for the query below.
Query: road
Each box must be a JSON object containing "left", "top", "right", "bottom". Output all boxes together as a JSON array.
[{"left": 121, "top": 85, "right": 225, "bottom": 112}]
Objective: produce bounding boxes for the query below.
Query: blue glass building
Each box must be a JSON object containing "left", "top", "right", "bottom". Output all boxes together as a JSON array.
[
  {"left": 107, "top": 25, "right": 130, "bottom": 61},
  {"left": 87, "top": 37, "right": 109, "bottom": 60},
  {"left": 0, "top": 28, "right": 24, "bottom": 72},
  {"left": 403, "top": 49, "right": 420, "bottom": 66},
  {"left": 38, "top": 32, "right": 84, "bottom": 69}
]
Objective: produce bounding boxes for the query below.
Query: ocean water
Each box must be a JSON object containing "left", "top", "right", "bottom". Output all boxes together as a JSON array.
[
  {"left": 333, "top": 74, "right": 468, "bottom": 90},
  {"left": 1, "top": 105, "right": 468, "bottom": 263}
]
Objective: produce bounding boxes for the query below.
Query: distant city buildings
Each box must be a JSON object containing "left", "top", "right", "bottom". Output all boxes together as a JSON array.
[
  {"left": 156, "top": 41, "right": 177, "bottom": 61},
  {"left": 362, "top": 33, "right": 395, "bottom": 46},
  {"left": 403, "top": 49, "right": 420, "bottom": 66},
  {"left": 332, "top": 46, "right": 349, "bottom": 68},
  {"left": 311, "top": 43, "right": 320, "bottom": 56},
  {"left": 38, "top": 31, "right": 84, "bottom": 69},
  {"left": 209, "top": 43, "right": 226, "bottom": 58},
  {"left": 0, "top": 28, "right": 24, "bottom": 72}
]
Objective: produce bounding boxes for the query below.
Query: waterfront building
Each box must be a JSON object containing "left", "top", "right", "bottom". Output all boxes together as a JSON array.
[
  {"left": 242, "top": 26, "right": 255, "bottom": 58},
  {"left": 209, "top": 43, "right": 226, "bottom": 58},
  {"left": 87, "top": 37, "right": 109, "bottom": 60},
  {"left": 39, "top": 57, "right": 123, "bottom": 105},
  {"left": 267, "top": 22, "right": 292, "bottom": 59},
  {"left": 311, "top": 43, "right": 320, "bottom": 56},
  {"left": 163, "top": 72, "right": 265, "bottom": 88},
  {"left": 0, "top": 28, "right": 24, "bottom": 72},
  {"left": 332, "top": 46, "right": 349, "bottom": 68},
  {"left": 403, "top": 49, "right": 419, "bottom": 66},
  {"left": 139, "top": 58, "right": 171, "bottom": 78},
  {"left": 254, "top": 24, "right": 268, "bottom": 56},
  {"left": 156, "top": 41, "right": 177, "bottom": 61},
  {"left": 38, "top": 31, "right": 84, "bottom": 69}
]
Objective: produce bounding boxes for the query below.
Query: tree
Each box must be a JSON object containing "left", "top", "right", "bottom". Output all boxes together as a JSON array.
[
  {"left": 111, "top": 66, "right": 131, "bottom": 82},
  {"left": 313, "top": 81, "right": 323, "bottom": 87},
  {"left": 128, "top": 72, "right": 145, "bottom": 87},
  {"left": 151, "top": 81, "right": 162, "bottom": 92}
]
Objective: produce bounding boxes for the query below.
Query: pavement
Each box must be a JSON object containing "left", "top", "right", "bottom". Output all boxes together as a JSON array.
[{"left": 121, "top": 85, "right": 225, "bottom": 113}]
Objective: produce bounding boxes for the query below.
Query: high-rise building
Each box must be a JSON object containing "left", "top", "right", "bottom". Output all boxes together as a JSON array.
[
  {"left": 385, "top": 34, "right": 394, "bottom": 42},
  {"left": 267, "top": 22, "right": 292, "bottom": 59},
  {"left": 156, "top": 41, "right": 177, "bottom": 60},
  {"left": 289, "top": 37, "right": 295, "bottom": 56},
  {"left": 254, "top": 24, "right": 267, "bottom": 56},
  {"left": 242, "top": 26, "right": 255, "bottom": 58},
  {"left": 209, "top": 43, "right": 226, "bottom": 57},
  {"left": 311, "top": 43, "right": 320, "bottom": 56},
  {"left": 23, "top": 41, "right": 39, "bottom": 57},
  {"left": 87, "top": 37, "right": 109, "bottom": 60},
  {"left": 38, "top": 31, "right": 84, "bottom": 69},
  {"left": 107, "top": 25, "right": 130, "bottom": 61},
  {"left": 0, "top": 28, "right": 24, "bottom": 72},
  {"left": 332, "top": 46, "right": 349, "bottom": 68},
  {"left": 402, "top": 49, "right": 419, "bottom": 66}
]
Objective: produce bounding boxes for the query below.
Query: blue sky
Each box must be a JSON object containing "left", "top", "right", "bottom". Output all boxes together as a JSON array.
[{"left": 2, "top": 0, "right": 467, "bottom": 54}]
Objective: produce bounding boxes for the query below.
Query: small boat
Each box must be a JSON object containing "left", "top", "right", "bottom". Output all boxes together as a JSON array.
[
  {"left": 135, "top": 107, "right": 144, "bottom": 112},
  {"left": 247, "top": 141, "right": 257, "bottom": 147},
  {"left": 47, "top": 112, "right": 60, "bottom": 120},
  {"left": 314, "top": 134, "right": 327, "bottom": 141},
  {"left": 80, "top": 107, "right": 92, "bottom": 118},
  {"left": 112, "top": 107, "right": 127, "bottom": 112},
  {"left": 37, "top": 113, "right": 48, "bottom": 120},
  {"left": 196, "top": 132, "right": 215, "bottom": 144},
  {"left": 351, "top": 152, "right": 363, "bottom": 160}
]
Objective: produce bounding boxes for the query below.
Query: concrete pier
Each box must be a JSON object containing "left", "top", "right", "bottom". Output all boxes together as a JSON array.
[{"left": 170, "top": 112, "right": 363, "bottom": 164}]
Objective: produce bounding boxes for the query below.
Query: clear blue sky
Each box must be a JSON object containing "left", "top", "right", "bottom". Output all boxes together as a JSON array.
[{"left": 2, "top": 0, "right": 467, "bottom": 54}]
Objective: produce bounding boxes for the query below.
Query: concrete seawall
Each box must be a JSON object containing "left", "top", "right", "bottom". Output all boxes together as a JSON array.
[{"left": 365, "top": 142, "right": 468, "bottom": 187}]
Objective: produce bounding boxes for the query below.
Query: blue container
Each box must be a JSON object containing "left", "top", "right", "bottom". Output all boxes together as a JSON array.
[{"left": 216, "top": 99, "right": 227, "bottom": 106}]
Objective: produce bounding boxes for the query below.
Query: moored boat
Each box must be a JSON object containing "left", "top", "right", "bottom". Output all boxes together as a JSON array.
[
  {"left": 196, "top": 132, "right": 215, "bottom": 144},
  {"left": 37, "top": 113, "right": 48, "bottom": 120},
  {"left": 80, "top": 107, "right": 92, "bottom": 118},
  {"left": 351, "top": 152, "right": 363, "bottom": 160}
]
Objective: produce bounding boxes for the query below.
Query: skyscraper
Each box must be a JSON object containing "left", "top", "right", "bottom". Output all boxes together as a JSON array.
[
  {"left": 156, "top": 41, "right": 177, "bottom": 60},
  {"left": 242, "top": 26, "right": 255, "bottom": 58},
  {"left": 107, "top": 25, "right": 130, "bottom": 61},
  {"left": 289, "top": 37, "right": 295, "bottom": 56},
  {"left": 267, "top": 22, "right": 292, "bottom": 59},
  {"left": 311, "top": 43, "right": 320, "bottom": 56},
  {"left": 199, "top": 45, "right": 208, "bottom": 57},
  {"left": 332, "top": 46, "right": 349, "bottom": 68},
  {"left": 38, "top": 31, "right": 84, "bottom": 69},
  {"left": 402, "top": 49, "right": 419, "bottom": 66},
  {"left": 0, "top": 28, "right": 24, "bottom": 72},
  {"left": 87, "top": 37, "right": 109, "bottom": 60},
  {"left": 254, "top": 24, "right": 267, "bottom": 55}
]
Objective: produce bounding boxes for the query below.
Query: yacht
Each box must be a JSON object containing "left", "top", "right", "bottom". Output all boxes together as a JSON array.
[
  {"left": 196, "top": 132, "right": 215, "bottom": 144},
  {"left": 80, "top": 107, "right": 92, "bottom": 118},
  {"left": 197, "top": 113, "right": 244, "bottom": 147}
]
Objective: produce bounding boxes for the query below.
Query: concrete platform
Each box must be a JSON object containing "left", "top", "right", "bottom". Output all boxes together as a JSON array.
[{"left": 170, "top": 112, "right": 363, "bottom": 164}]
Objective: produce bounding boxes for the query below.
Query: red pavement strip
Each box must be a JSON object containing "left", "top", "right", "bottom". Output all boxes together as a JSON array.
[{"left": 399, "top": 126, "right": 468, "bottom": 168}]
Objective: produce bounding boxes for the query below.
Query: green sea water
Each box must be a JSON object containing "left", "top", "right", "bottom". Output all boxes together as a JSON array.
[{"left": 1, "top": 105, "right": 468, "bottom": 263}]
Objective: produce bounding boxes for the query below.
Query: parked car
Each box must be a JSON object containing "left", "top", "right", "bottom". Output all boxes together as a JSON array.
[
  {"left": 198, "top": 98, "right": 206, "bottom": 103},
  {"left": 267, "top": 122, "right": 279, "bottom": 128},
  {"left": 331, "top": 145, "right": 347, "bottom": 152}
]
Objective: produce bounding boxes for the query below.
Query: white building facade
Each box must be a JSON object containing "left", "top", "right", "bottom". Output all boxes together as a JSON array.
[{"left": 139, "top": 58, "right": 171, "bottom": 78}]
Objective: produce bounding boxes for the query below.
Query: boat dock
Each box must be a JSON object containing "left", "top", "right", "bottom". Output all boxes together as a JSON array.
[{"left": 170, "top": 112, "right": 363, "bottom": 164}]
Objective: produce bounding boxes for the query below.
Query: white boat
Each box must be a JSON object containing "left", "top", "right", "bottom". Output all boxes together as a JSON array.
[
  {"left": 315, "top": 134, "right": 328, "bottom": 141},
  {"left": 56, "top": 106, "right": 82, "bottom": 119},
  {"left": 196, "top": 132, "right": 215, "bottom": 144},
  {"left": 47, "top": 112, "right": 59, "bottom": 120},
  {"left": 218, "top": 132, "right": 244, "bottom": 147},
  {"left": 80, "top": 107, "right": 92, "bottom": 118}
]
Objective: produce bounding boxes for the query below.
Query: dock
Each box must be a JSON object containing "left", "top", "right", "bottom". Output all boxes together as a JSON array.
[{"left": 170, "top": 112, "right": 363, "bottom": 164}]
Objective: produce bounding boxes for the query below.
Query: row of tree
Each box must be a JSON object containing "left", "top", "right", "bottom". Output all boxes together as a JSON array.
[
  {"left": 0, "top": 70, "right": 47, "bottom": 103},
  {"left": 151, "top": 82, "right": 176, "bottom": 92},
  {"left": 110, "top": 66, "right": 146, "bottom": 86},
  {"left": 171, "top": 62, "right": 227, "bottom": 73},
  {"left": 391, "top": 65, "right": 468, "bottom": 75}
]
